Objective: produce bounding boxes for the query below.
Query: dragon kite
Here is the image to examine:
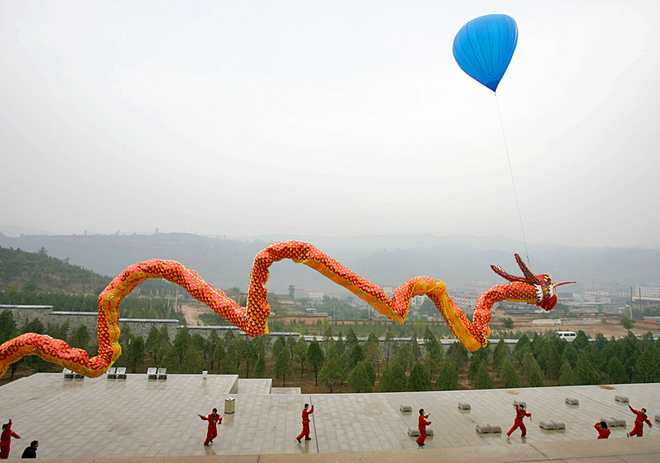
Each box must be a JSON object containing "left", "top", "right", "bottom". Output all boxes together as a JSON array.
[{"left": 0, "top": 241, "right": 573, "bottom": 379}]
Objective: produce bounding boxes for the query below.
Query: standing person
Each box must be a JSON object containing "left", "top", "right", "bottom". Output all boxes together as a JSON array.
[
  {"left": 595, "top": 421, "right": 610, "bottom": 439},
  {"left": 296, "top": 403, "right": 314, "bottom": 443},
  {"left": 416, "top": 409, "right": 432, "bottom": 446},
  {"left": 198, "top": 408, "right": 222, "bottom": 446},
  {"left": 0, "top": 419, "right": 21, "bottom": 459},
  {"left": 627, "top": 405, "right": 652, "bottom": 437},
  {"left": 21, "top": 440, "right": 38, "bottom": 459},
  {"left": 507, "top": 404, "right": 532, "bottom": 440}
]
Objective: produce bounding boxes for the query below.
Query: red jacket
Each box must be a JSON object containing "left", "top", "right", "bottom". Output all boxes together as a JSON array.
[
  {"left": 594, "top": 423, "right": 610, "bottom": 439},
  {"left": 0, "top": 423, "right": 20, "bottom": 443},
  {"left": 418, "top": 415, "right": 431, "bottom": 431},
  {"left": 302, "top": 406, "right": 314, "bottom": 421},
  {"left": 629, "top": 406, "right": 651, "bottom": 427},
  {"left": 515, "top": 407, "right": 531, "bottom": 422},
  {"left": 200, "top": 414, "right": 222, "bottom": 426}
]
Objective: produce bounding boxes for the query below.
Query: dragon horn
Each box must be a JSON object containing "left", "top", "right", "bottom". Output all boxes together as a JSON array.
[
  {"left": 490, "top": 263, "right": 527, "bottom": 283},
  {"left": 555, "top": 281, "right": 576, "bottom": 287},
  {"left": 515, "top": 254, "right": 540, "bottom": 286}
]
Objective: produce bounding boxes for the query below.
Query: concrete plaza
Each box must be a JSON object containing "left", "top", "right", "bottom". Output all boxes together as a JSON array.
[{"left": 0, "top": 373, "right": 658, "bottom": 461}]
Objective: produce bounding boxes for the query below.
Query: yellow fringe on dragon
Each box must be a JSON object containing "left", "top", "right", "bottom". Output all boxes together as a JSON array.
[{"left": 0, "top": 241, "right": 573, "bottom": 379}]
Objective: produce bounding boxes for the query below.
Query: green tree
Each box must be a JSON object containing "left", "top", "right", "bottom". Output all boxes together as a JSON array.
[
  {"left": 288, "top": 285, "right": 295, "bottom": 299},
  {"left": 528, "top": 363, "right": 546, "bottom": 387},
  {"left": 575, "top": 351, "right": 601, "bottom": 385},
  {"left": 574, "top": 330, "right": 590, "bottom": 349},
  {"left": 474, "top": 362, "right": 493, "bottom": 389},
  {"left": 365, "top": 342, "right": 382, "bottom": 377},
  {"left": 0, "top": 311, "right": 17, "bottom": 344},
  {"left": 634, "top": 343, "right": 659, "bottom": 382},
  {"left": 395, "top": 343, "right": 413, "bottom": 372},
  {"left": 275, "top": 348, "right": 293, "bottom": 386},
  {"left": 447, "top": 341, "right": 469, "bottom": 366},
  {"left": 173, "top": 326, "right": 191, "bottom": 363},
  {"left": 345, "top": 328, "right": 359, "bottom": 352},
  {"left": 254, "top": 354, "right": 267, "bottom": 378},
  {"left": 502, "top": 317, "right": 514, "bottom": 329},
  {"left": 493, "top": 338, "right": 508, "bottom": 368},
  {"left": 407, "top": 361, "right": 432, "bottom": 391},
  {"left": 70, "top": 325, "right": 91, "bottom": 352},
  {"left": 145, "top": 326, "right": 160, "bottom": 364},
  {"left": 436, "top": 360, "right": 459, "bottom": 391},
  {"left": 620, "top": 318, "right": 635, "bottom": 330},
  {"left": 546, "top": 343, "right": 562, "bottom": 381},
  {"left": 348, "top": 361, "right": 372, "bottom": 393},
  {"left": 318, "top": 357, "right": 344, "bottom": 393},
  {"left": 306, "top": 339, "right": 325, "bottom": 386},
  {"left": 562, "top": 342, "right": 578, "bottom": 368},
  {"left": 558, "top": 360, "right": 578, "bottom": 386},
  {"left": 383, "top": 331, "right": 395, "bottom": 363},
  {"left": 499, "top": 359, "right": 522, "bottom": 388},
  {"left": 350, "top": 344, "right": 366, "bottom": 367},
  {"left": 293, "top": 337, "right": 308, "bottom": 378},
  {"left": 243, "top": 339, "right": 258, "bottom": 377},
  {"left": 607, "top": 357, "right": 628, "bottom": 384},
  {"left": 513, "top": 334, "right": 531, "bottom": 361},
  {"left": 379, "top": 362, "right": 407, "bottom": 392},
  {"left": 126, "top": 336, "right": 145, "bottom": 373}
]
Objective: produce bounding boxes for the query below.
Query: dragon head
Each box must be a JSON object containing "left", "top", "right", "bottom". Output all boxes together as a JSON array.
[{"left": 491, "top": 254, "right": 575, "bottom": 311}]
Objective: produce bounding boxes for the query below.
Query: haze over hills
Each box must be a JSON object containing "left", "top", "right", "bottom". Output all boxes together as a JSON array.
[{"left": 0, "top": 232, "right": 658, "bottom": 295}]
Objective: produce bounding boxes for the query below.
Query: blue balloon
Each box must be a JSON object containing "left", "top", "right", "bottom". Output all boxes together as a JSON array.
[{"left": 453, "top": 14, "right": 518, "bottom": 92}]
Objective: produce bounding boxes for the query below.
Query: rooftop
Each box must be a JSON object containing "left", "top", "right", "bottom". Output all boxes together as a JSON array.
[{"left": 0, "top": 373, "right": 658, "bottom": 461}]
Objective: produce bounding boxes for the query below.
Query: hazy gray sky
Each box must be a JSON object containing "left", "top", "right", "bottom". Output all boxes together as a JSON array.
[{"left": 2, "top": 1, "right": 659, "bottom": 248}]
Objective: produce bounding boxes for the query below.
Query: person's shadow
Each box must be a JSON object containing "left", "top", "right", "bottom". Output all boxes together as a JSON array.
[{"left": 203, "top": 445, "right": 217, "bottom": 456}]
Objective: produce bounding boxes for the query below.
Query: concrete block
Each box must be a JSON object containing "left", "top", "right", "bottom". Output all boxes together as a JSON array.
[
  {"left": 458, "top": 402, "right": 471, "bottom": 410},
  {"left": 106, "top": 367, "right": 116, "bottom": 379},
  {"left": 147, "top": 367, "right": 157, "bottom": 379},
  {"left": 426, "top": 428, "right": 434, "bottom": 436},
  {"left": 539, "top": 420, "right": 556, "bottom": 430},
  {"left": 540, "top": 420, "right": 566, "bottom": 430},
  {"left": 476, "top": 423, "right": 500, "bottom": 434},
  {"left": 157, "top": 368, "right": 168, "bottom": 380},
  {"left": 600, "top": 417, "right": 626, "bottom": 428},
  {"left": 655, "top": 415, "right": 660, "bottom": 424},
  {"left": 116, "top": 367, "right": 127, "bottom": 379},
  {"left": 407, "top": 427, "right": 420, "bottom": 437},
  {"left": 400, "top": 404, "right": 412, "bottom": 412},
  {"left": 615, "top": 395, "right": 629, "bottom": 403},
  {"left": 73, "top": 372, "right": 84, "bottom": 379},
  {"left": 63, "top": 368, "right": 74, "bottom": 379},
  {"left": 565, "top": 397, "right": 579, "bottom": 405}
]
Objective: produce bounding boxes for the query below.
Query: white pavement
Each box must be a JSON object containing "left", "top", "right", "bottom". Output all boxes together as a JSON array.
[{"left": 0, "top": 373, "right": 658, "bottom": 460}]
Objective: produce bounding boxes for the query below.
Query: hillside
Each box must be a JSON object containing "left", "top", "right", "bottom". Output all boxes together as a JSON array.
[
  {"left": 0, "top": 233, "right": 659, "bottom": 295},
  {"left": 0, "top": 246, "right": 111, "bottom": 294}
]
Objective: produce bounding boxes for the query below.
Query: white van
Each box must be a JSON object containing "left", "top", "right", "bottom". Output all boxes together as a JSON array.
[{"left": 557, "top": 331, "right": 577, "bottom": 341}]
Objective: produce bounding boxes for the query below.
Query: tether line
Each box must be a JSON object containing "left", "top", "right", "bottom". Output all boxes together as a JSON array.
[{"left": 495, "top": 93, "right": 530, "bottom": 265}]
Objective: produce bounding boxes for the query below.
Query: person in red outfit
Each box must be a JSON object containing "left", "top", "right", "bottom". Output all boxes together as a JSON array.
[
  {"left": 198, "top": 408, "right": 222, "bottom": 446},
  {"left": 416, "top": 409, "right": 432, "bottom": 446},
  {"left": 627, "top": 405, "right": 652, "bottom": 437},
  {"left": 0, "top": 419, "right": 21, "bottom": 459},
  {"left": 296, "top": 403, "right": 314, "bottom": 443},
  {"left": 507, "top": 404, "right": 531, "bottom": 439},
  {"left": 595, "top": 421, "right": 611, "bottom": 439}
]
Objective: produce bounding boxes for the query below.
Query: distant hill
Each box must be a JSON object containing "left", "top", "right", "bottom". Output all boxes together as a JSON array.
[
  {"left": 0, "top": 246, "right": 111, "bottom": 294},
  {"left": 0, "top": 232, "right": 658, "bottom": 295}
]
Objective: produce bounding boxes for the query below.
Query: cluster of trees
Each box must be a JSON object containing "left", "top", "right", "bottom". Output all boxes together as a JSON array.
[{"left": 4, "top": 305, "right": 660, "bottom": 391}]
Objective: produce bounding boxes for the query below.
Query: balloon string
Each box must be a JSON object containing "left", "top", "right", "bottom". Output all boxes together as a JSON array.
[{"left": 494, "top": 94, "right": 530, "bottom": 265}]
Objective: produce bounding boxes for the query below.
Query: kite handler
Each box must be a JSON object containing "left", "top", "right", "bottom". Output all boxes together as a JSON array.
[
  {"left": 0, "top": 419, "right": 21, "bottom": 459},
  {"left": 296, "top": 403, "right": 314, "bottom": 443},
  {"left": 507, "top": 404, "right": 531, "bottom": 439},
  {"left": 627, "top": 405, "right": 652, "bottom": 437},
  {"left": 416, "top": 409, "right": 432, "bottom": 446},
  {"left": 198, "top": 408, "right": 222, "bottom": 446},
  {"left": 595, "top": 421, "right": 610, "bottom": 439}
]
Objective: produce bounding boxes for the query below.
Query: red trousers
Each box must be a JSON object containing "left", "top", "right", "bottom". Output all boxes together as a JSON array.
[
  {"left": 204, "top": 425, "right": 217, "bottom": 445},
  {"left": 629, "top": 422, "right": 644, "bottom": 437},
  {"left": 0, "top": 442, "right": 11, "bottom": 459},
  {"left": 508, "top": 420, "right": 527, "bottom": 437},
  {"left": 297, "top": 421, "right": 311, "bottom": 440},
  {"left": 416, "top": 428, "right": 427, "bottom": 445}
]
